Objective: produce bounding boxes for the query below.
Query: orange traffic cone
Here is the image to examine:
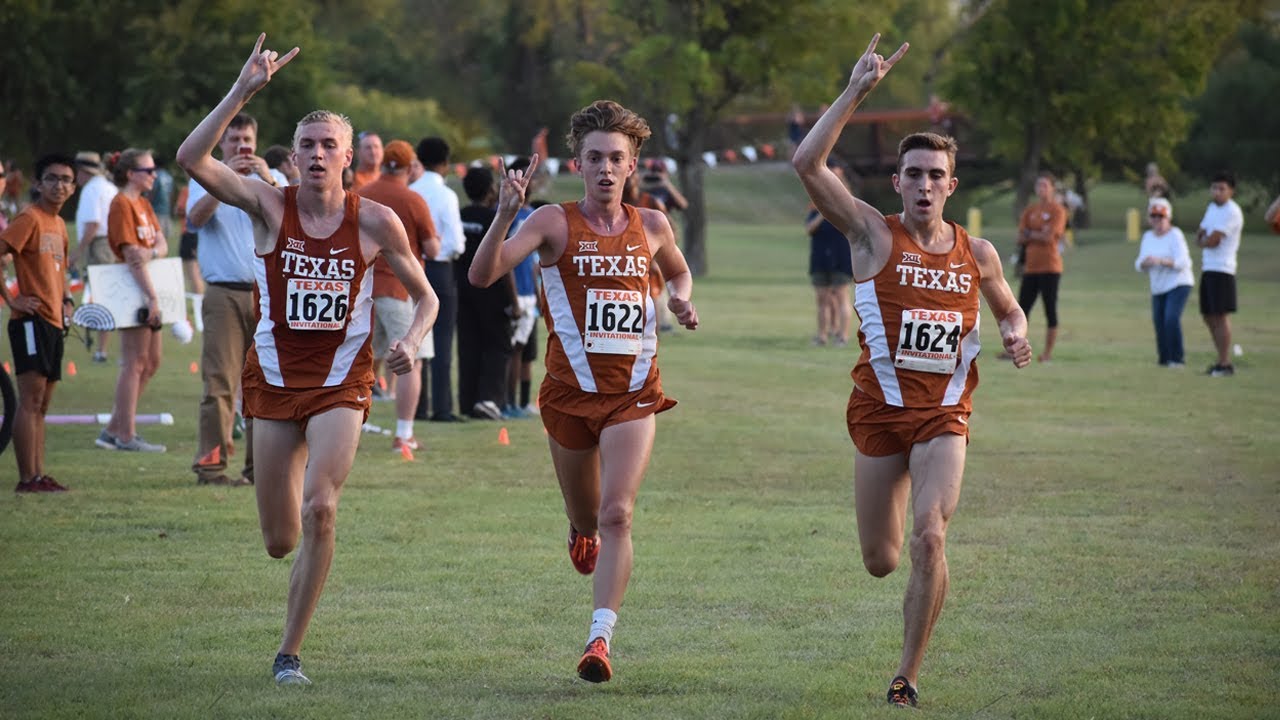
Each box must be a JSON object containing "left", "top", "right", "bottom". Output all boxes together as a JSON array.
[
  {"left": 3, "top": 362, "right": 10, "bottom": 374},
  {"left": 67, "top": 361, "right": 77, "bottom": 377},
  {"left": 189, "top": 361, "right": 199, "bottom": 374},
  {"left": 195, "top": 446, "right": 222, "bottom": 467},
  {"left": 497, "top": 427, "right": 510, "bottom": 446},
  {"left": 400, "top": 441, "right": 415, "bottom": 461}
]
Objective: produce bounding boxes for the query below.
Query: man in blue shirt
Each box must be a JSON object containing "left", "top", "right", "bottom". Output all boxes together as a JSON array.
[{"left": 187, "top": 113, "right": 278, "bottom": 486}]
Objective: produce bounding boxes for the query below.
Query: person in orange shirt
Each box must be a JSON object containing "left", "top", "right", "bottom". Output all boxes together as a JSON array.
[
  {"left": 351, "top": 131, "right": 382, "bottom": 190},
  {"left": 177, "top": 34, "right": 438, "bottom": 686},
  {"left": 0, "top": 153, "right": 78, "bottom": 492},
  {"left": 356, "top": 139, "right": 440, "bottom": 450},
  {"left": 793, "top": 34, "right": 1031, "bottom": 708},
  {"left": 100, "top": 149, "right": 169, "bottom": 453},
  {"left": 1013, "top": 174, "right": 1068, "bottom": 362},
  {"left": 469, "top": 100, "right": 699, "bottom": 683}
]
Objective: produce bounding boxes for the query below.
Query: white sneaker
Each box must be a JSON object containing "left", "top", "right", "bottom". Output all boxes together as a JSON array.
[
  {"left": 273, "top": 653, "right": 311, "bottom": 686},
  {"left": 115, "top": 435, "right": 167, "bottom": 453},
  {"left": 472, "top": 400, "right": 503, "bottom": 420}
]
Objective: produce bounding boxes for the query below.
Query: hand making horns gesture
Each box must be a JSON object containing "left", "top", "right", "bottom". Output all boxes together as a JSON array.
[
  {"left": 497, "top": 154, "right": 542, "bottom": 216},
  {"left": 236, "top": 33, "right": 301, "bottom": 97},
  {"left": 848, "top": 33, "right": 909, "bottom": 97}
]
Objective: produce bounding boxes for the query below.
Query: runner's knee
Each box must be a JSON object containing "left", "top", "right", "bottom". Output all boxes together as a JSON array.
[
  {"left": 301, "top": 496, "right": 338, "bottom": 537},
  {"left": 597, "top": 500, "right": 633, "bottom": 536},
  {"left": 862, "top": 546, "right": 899, "bottom": 577},
  {"left": 263, "top": 528, "right": 298, "bottom": 558},
  {"left": 909, "top": 527, "right": 946, "bottom": 567}
]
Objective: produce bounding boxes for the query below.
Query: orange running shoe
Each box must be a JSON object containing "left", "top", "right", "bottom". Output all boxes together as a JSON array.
[
  {"left": 567, "top": 525, "right": 600, "bottom": 575},
  {"left": 576, "top": 637, "right": 612, "bottom": 683}
]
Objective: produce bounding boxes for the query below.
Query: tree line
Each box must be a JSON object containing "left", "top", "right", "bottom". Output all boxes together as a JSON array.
[{"left": 1, "top": 0, "right": 1273, "bottom": 273}]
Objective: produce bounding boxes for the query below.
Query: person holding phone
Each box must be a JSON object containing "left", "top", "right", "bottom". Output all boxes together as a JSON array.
[{"left": 186, "top": 113, "right": 275, "bottom": 486}]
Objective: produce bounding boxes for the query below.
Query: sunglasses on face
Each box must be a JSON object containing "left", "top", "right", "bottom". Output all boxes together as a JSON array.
[
  {"left": 43, "top": 175, "right": 76, "bottom": 186},
  {"left": 131, "top": 167, "right": 157, "bottom": 175}
]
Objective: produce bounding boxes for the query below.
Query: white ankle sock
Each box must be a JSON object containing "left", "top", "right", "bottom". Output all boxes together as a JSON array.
[
  {"left": 587, "top": 608, "right": 617, "bottom": 648},
  {"left": 395, "top": 419, "right": 414, "bottom": 440}
]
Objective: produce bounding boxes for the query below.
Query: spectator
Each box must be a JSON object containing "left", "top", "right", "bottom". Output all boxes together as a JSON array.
[
  {"left": 411, "top": 137, "right": 466, "bottom": 422},
  {"left": 0, "top": 153, "right": 78, "bottom": 491},
  {"left": 455, "top": 166, "right": 514, "bottom": 420},
  {"left": 71, "top": 150, "right": 118, "bottom": 363},
  {"left": 1144, "top": 161, "right": 1170, "bottom": 198},
  {"left": 99, "top": 148, "right": 168, "bottom": 452},
  {"left": 1135, "top": 198, "right": 1194, "bottom": 367},
  {"left": 1012, "top": 173, "right": 1068, "bottom": 362},
  {"left": 187, "top": 113, "right": 274, "bottom": 485},
  {"left": 264, "top": 144, "right": 299, "bottom": 186},
  {"left": 1195, "top": 170, "right": 1244, "bottom": 377},
  {"left": 356, "top": 140, "right": 441, "bottom": 451},
  {"left": 504, "top": 158, "right": 541, "bottom": 418},
  {"left": 146, "top": 153, "right": 176, "bottom": 241},
  {"left": 174, "top": 181, "right": 204, "bottom": 332},
  {"left": 804, "top": 162, "right": 854, "bottom": 346},
  {"left": 351, "top": 131, "right": 381, "bottom": 190}
]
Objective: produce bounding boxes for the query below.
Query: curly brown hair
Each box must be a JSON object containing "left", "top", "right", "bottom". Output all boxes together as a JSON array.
[{"left": 565, "top": 100, "right": 651, "bottom": 159}]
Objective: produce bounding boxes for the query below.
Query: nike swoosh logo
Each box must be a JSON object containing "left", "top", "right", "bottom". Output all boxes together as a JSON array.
[
  {"left": 950, "top": 262, "right": 967, "bottom": 269},
  {"left": 330, "top": 247, "right": 348, "bottom": 255},
  {"left": 626, "top": 244, "right": 642, "bottom": 252},
  {"left": 356, "top": 395, "right": 368, "bottom": 402},
  {"left": 957, "top": 417, "right": 968, "bottom": 425},
  {"left": 637, "top": 400, "right": 657, "bottom": 408}
]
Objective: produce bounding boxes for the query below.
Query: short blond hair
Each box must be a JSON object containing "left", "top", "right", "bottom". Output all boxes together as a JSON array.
[
  {"left": 565, "top": 100, "right": 651, "bottom": 159},
  {"left": 293, "top": 110, "right": 354, "bottom": 151}
]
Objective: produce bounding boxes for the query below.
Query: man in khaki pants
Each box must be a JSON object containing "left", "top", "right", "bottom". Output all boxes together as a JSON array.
[{"left": 187, "top": 113, "right": 279, "bottom": 486}]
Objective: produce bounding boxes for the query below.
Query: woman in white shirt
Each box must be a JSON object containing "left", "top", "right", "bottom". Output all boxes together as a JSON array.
[{"left": 1135, "top": 197, "right": 1195, "bottom": 367}]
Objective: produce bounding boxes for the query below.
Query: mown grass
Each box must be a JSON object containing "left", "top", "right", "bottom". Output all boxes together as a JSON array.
[{"left": 1, "top": 167, "right": 1276, "bottom": 718}]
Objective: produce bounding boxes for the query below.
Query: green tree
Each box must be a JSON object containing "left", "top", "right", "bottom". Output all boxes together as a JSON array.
[
  {"left": 0, "top": 0, "right": 324, "bottom": 165},
  {"left": 944, "top": 0, "right": 1246, "bottom": 221},
  {"left": 1180, "top": 18, "right": 1280, "bottom": 191},
  {"left": 575, "top": 1, "right": 896, "bottom": 275}
]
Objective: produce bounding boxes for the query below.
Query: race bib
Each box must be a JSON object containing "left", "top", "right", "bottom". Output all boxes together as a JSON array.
[
  {"left": 895, "top": 308, "right": 962, "bottom": 374},
  {"left": 285, "top": 278, "right": 350, "bottom": 330},
  {"left": 583, "top": 288, "right": 644, "bottom": 355}
]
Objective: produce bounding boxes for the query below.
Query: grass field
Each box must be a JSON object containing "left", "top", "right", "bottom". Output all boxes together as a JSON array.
[{"left": 1, "top": 167, "right": 1277, "bottom": 718}]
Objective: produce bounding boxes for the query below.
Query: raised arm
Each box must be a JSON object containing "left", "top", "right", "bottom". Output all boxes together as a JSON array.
[
  {"left": 972, "top": 237, "right": 1031, "bottom": 368},
  {"left": 176, "top": 34, "right": 298, "bottom": 220},
  {"left": 469, "top": 155, "right": 547, "bottom": 288},
  {"left": 792, "top": 34, "right": 908, "bottom": 258}
]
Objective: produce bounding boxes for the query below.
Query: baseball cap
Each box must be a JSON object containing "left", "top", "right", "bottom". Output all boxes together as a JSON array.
[
  {"left": 1148, "top": 197, "right": 1171, "bottom": 218},
  {"left": 75, "top": 151, "right": 104, "bottom": 175},
  {"left": 383, "top": 140, "right": 415, "bottom": 171}
]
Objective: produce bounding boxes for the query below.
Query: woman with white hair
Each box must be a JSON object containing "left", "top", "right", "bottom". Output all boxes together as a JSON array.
[{"left": 1135, "top": 197, "right": 1194, "bottom": 367}]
